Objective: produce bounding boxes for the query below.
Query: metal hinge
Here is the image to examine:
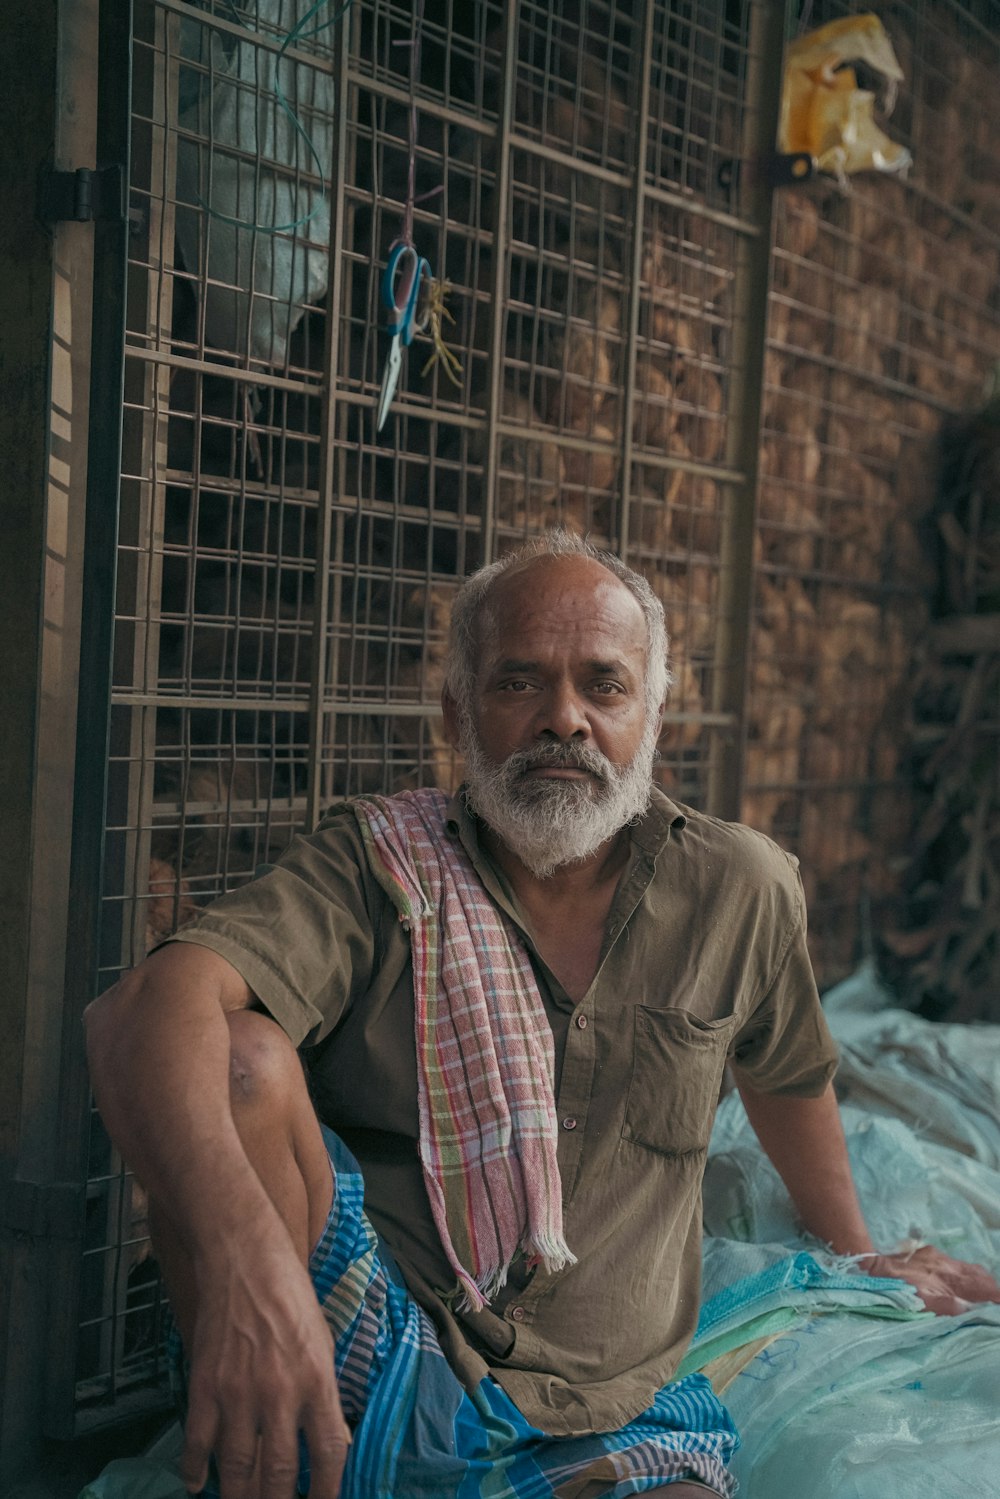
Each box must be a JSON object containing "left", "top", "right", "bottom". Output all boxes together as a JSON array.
[
  {"left": 717, "top": 152, "right": 817, "bottom": 192},
  {"left": 2, "top": 1177, "right": 86, "bottom": 1240},
  {"left": 764, "top": 151, "right": 817, "bottom": 187},
  {"left": 37, "top": 163, "right": 127, "bottom": 226}
]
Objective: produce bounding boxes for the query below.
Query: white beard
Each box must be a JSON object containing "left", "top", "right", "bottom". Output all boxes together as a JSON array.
[{"left": 460, "top": 719, "right": 659, "bottom": 879}]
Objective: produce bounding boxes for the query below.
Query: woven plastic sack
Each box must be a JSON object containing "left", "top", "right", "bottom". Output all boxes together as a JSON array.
[
  {"left": 175, "top": 1, "right": 335, "bottom": 365},
  {"left": 707, "top": 966, "right": 1000, "bottom": 1497},
  {"left": 725, "top": 1306, "right": 1000, "bottom": 1498}
]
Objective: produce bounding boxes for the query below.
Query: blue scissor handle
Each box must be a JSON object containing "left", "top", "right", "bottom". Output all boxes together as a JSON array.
[{"left": 382, "top": 242, "right": 431, "bottom": 345}]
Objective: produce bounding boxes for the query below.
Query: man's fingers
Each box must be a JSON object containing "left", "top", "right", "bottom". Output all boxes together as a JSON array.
[
  {"left": 213, "top": 1420, "right": 263, "bottom": 1499},
  {"left": 867, "top": 1248, "right": 990, "bottom": 1317},
  {"left": 301, "top": 1401, "right": 352, "bottom": 1499},
  {"left": 942, "top": 1259, "right": 1000, "bottom": 1304},
  {"left": 910, "top": 1281, "right": 970, "bottom": 1317},
  {"left": 180, "top": 1396, "right": 219, "bottom": 1495},
  {"left": 895, "top": 1247, "right": 1000, "bottom": 1307},
  {"left": 256, "top": 1424, "right": 305, "bottom": 1499},
  {"left": 181, "top": 1401, "right": 339, "bottom": 1499},
  {"left": 175, "top": 1256, "right": 342, "bottom": 1498}
]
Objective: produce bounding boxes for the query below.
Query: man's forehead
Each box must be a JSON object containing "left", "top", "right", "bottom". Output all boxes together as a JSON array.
[
  {"left": 469, "top": 558, "right": 649, "bottom": 688},
  {"left": 487, "top": 554, "right": 644, "bottom": 629}
]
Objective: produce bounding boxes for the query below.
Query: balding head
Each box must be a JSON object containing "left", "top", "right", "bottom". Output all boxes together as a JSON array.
[{"left": 445, "top": 530, "right": 671, "bottom": 723}]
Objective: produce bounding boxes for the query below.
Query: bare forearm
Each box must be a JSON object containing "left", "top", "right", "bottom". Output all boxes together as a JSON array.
[
  {"left": 736, "top": 1078, "right": 874, "bottom": 1255},
  {"left": 84, "top": 942, "right": 271, "bottom": 1259},
  {"left": 88, "top": 943, "right": 350, "bottom": 1497}
]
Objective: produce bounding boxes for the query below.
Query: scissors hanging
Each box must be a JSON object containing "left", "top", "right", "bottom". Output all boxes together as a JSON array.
[
  {"left": 371, "top": 0, "right": 464, "bottom": 431},
  {"left": 376, "top": 240, "right": 432, "bottom": 433}
]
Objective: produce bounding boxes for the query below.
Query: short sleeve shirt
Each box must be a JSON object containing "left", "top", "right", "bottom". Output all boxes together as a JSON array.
[{"left": 167, "top": 788, "right": 838, "bottom": 1436}]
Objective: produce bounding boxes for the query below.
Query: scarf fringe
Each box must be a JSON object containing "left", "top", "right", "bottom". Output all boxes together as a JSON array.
[
  {"left": 453, "top": 1235, "right": 580, "bottom": 1316},
  {"left": 355, "top": 790, "right": 574, "bottom": 1313}
]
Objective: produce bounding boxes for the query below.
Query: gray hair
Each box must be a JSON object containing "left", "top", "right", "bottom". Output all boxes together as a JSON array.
[{"left": 444, "top": 529, "right": 671, "bottom": 720}]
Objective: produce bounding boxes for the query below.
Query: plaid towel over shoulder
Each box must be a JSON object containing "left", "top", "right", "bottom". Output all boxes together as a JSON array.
[{"left": 353, "top": 788, "right": 575, "bottom": 1311}]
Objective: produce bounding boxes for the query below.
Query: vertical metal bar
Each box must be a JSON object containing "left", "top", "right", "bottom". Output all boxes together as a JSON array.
[
  {"left": 122, "top": 4, "right": 180, "bottom": 979},
  {"left": 92, "top": 1, "right": 181, "bottom": 1398},
  {"left": 479, "top": 3, "right": 518, "bottom": 569},
  {"left": 705, "top": 0, "right": 788, "bottom": 820},
  {"left": 0, "top": 0, "right": 86, "bottom": 1469},
  {"left": 46, "top": 0, "right": 133, "bottom": 1437},
  {"left": 616, "top": 0, "right": 656, "bottom": 561},
  {"left": 305, "top": 5, "right": 351, "bottom": 834}
]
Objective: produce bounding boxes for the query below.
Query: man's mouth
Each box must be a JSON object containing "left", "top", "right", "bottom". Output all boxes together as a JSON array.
[
  {"left": 523, "top": 765, "right": 594, "bottom": 779},
  {"left": 515, "top": 755, "right": 607, "bottom": 788}
]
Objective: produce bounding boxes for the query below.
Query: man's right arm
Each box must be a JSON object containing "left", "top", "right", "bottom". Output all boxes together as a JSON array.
[{"left": 84, "top": 942, "right": 350, "bottom": 1499}]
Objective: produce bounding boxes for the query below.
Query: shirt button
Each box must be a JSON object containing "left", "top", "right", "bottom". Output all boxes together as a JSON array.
[
  {"left": 510, "top": 1305, "right": 526, "bottom": 1321},
  {"left": 562, "top": 1116, "right": 578, "bottom": 1130},
  {"left": 575, "top": 1014, "right": 588, "bottom": 1030}
]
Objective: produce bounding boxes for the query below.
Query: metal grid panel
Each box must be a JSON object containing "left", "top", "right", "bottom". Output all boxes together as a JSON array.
[
  {"left": 67, "top": 0, "right": 772, "bottom": 1423},
  {"left": 747, "top": 0, "right": 1000, "bottom": 984},
  {"left": 645, "top": 0, "right": 746, "bottom": 205},
  {"left": 511, "top": 1, "right": 637, "bottom": 176}
]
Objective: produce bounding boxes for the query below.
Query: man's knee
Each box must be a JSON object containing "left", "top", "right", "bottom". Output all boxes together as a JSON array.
[{"left": 226, "top": 1008, "right": 306, "bottom": 1116}]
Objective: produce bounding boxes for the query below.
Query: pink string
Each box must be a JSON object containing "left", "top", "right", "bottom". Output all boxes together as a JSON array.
[{"left": 390, "top": 0, "right": 429, "bottom": 250}]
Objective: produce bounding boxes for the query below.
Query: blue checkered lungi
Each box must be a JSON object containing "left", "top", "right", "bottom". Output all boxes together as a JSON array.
[{"left": 173, "top": 1128, "right": 738, "bottom": 1497}]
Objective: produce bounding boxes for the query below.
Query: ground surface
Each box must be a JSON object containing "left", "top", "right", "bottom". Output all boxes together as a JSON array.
[{"left": 5, "top": 1413, "right": 169, "bottom": 1499}]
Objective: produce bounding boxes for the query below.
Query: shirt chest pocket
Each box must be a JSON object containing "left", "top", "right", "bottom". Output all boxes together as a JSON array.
[{"left": 622, "top": 1006, "right": 736, "bottom": 1157}]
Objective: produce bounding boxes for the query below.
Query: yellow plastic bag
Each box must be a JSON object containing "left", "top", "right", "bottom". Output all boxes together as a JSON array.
[{"left": 779, "top": 14, "right": 912, "bottom": 182}]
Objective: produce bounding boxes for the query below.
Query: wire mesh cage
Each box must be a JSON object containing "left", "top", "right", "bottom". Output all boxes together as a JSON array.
[
  {"left": 61, "top": 0, "right": 1000, "bottom": 1429},
  {"left": 69, "top": 0, "right": 769, "bottom": 1421}
]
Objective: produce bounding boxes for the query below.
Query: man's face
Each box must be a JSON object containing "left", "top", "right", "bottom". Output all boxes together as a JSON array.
[{"left": 445, "top": 556, "right": 662, "bottom": 877}]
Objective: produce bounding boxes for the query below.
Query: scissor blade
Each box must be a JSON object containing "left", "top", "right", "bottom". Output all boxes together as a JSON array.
[{"left": 376, "top": 341, "right": 402, "bottom": 433}]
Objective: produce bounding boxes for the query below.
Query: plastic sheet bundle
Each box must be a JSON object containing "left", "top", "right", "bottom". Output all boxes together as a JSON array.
[
  {"left": 175, "top": 0, "right": 338, "bottom": 365},
  {"left": 704, "top": 966, "right": 1000, "bottom": 1497}
]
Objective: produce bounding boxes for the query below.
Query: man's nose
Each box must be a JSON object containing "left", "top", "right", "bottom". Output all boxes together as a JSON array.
[{"left": 537, "top": 684, "right": 590, "bottom": 741}]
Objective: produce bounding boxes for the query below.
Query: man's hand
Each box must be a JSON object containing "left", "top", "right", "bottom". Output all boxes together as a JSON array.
[
  {"left": 864, "top": 1244, "right": 1000, "bottom": 1317},
  {"left": 181, "top": 1233, "right": 350, "bottom": 1499},
  {"left": 737, "top": 1082, "right": 1000, "bottom": 1318}
]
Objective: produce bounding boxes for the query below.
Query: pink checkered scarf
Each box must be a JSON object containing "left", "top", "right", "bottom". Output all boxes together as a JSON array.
[{"left": 353, "top": 788, "right": 575, "bottom": 1312}]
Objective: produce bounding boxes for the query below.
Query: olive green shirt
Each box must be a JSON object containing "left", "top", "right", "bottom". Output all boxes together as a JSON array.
[{"left": 169, "top": 788, "right": 838, "bottom": 1436}]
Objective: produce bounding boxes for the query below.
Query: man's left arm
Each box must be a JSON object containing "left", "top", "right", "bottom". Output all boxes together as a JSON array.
[{"left": 737, "top": 1078, "right": 1000, "bottom": 1315}]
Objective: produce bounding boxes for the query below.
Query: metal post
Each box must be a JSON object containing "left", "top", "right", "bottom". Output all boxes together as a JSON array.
[
  {"left": 616, "top": 0, "right": 656, "bottom": 561},
  {"left": 480, "top": 3, "right": 518, "bottom": 568},
  {"left": 46, "top": 0, "right": 134, "bottom": 1436},
  {"left": 305, "top": 4, "right": 352, "bottom": 833},
  {"left": 706, "top": 0, "right": 789, "bottom": 820}
]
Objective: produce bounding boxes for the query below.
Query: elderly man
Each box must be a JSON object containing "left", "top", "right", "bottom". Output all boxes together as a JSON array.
[{"left": 86, "top": 531, "right": 998, "bottom": 1499}]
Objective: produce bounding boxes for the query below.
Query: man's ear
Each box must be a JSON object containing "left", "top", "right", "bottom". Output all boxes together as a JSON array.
[{"left": 441, "top": 689, "right": 461, "bottom": 749}]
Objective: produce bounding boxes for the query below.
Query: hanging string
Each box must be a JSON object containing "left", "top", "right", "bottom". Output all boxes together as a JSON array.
[
  {"left": 421, "top": 279, "right": 463, "bottom": 388},
  {"left": 196, "top": 0, "right": 353, "bottom": 235},
  {"left": 382, "top": 4, "right": 459, "bottom": 386},
  {"left": 387, "top": 0, "right": 444, "bottom": 250}
]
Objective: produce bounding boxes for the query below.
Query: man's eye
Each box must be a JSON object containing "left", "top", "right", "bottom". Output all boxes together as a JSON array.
[
  {"left": 593, "top": 681, "right": 623, "bottom": 695},
  {"left": 501, "top": 679, "right": 532, "bottom": 692}
]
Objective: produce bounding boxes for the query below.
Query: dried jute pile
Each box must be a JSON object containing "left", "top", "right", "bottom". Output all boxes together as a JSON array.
[{"left": 879, "top": 388, "right": 1000, "bottom": 1023}]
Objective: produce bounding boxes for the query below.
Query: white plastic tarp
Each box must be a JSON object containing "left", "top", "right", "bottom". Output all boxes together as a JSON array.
[{"left": 702, "top": 966, "right": 1000, "bottom": 1498}]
